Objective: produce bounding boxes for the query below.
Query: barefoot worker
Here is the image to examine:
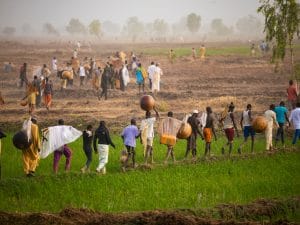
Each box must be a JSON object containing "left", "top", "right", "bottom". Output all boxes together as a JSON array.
[
  {"left": 237, "top": 104, "right": 255, "bottom": 153},
  {"left": 289, "top": 102, "right": 300, "bottom": 146},
  {"left": 158, "top": 111, "right": 182, "bottom": 164},
  {"left": 264, "top": 104, "right": 279, "bottom": 152},
  {"left": 185, "top": 110, "right": 204, "bottom": 160},
  {"left": 121, "top": 119, "right": 140, "bottom": 169},
  {"left": 203, "top": 107, "right": 217, "bottom": 157},
  {"left": 220, "top": 103, "right": 239, "bottom": 155},
  {"left": 140, "top": 108, "right": 159, "bottom": 165},
  {"left": 93, "top": 121, "right": 115, "bottom": 174},
  {"left": 81, "top": 125, "right": 93, "bottom": 173},
  {"left": 40, "top": 119, "right": 82, "bottom": 173},
  {"left": 274, "top": 101, "right": 290, "bottom": 148}
]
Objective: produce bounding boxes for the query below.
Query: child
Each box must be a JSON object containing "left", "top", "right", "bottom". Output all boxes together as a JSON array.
[{"left": 81, "top": 125, "right": 93, "bottom": 173}]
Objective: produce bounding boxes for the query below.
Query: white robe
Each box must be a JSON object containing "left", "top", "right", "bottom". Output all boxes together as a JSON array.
[
  {"left": 122, "top": 66, "right": 130, "bottom": 86},
  {"left": 152, "top": 66, "right": 163, "bottom": 92}
]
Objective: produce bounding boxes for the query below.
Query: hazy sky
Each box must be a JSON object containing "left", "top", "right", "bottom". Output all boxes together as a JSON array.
[{"left": 0, "top": 0, "right": 261, "bottom": 29}]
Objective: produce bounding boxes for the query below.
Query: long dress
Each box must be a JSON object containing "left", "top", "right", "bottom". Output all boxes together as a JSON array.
[{"left": 152, "top": 67, "right": 163, "bottom": 92}]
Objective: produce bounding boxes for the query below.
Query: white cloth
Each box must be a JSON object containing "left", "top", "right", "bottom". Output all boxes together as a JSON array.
[
  {"left": 158, "top": 117, "right": 182, "bottom": 136},
  {"left": 22, "top": 118, "right": 32, "bottom": 142},
  {"left": 140, "top": 117, "right": 156, "bottom": 138},
  {"left": 147, "top": 64, "right": 156, "bottom": 80},
  {"left": 96, "top": 144, "right": 109, "bottom": 172},
  {"left": 289, "top": 108, "right": 300, "bottom": 129},
  {"left": 52, "top": 59, "right": 57, "bottom": 71},
  {"left": 40, "top": 125, "right": 82, "bottom": 158},
  {"left": 152, "top": 66, "right": 163, "bottom": 92},
  {"left": 122, "top": 66, "right": 130, "bottom": 86},
  {"left": 199, "top": 112, "right": 207, "bottom": 129},
  {"left": 79, "top": 66, "right": 85, "bottom": 77}
]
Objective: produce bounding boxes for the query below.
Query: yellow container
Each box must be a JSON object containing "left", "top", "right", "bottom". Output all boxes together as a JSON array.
[{"left": 160, "top": 134, "right": 176, "bottom": 146}]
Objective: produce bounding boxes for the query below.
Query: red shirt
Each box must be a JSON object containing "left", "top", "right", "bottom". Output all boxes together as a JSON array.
[{"left": 287, "top": 86, "right": 298, "bottom": 101}]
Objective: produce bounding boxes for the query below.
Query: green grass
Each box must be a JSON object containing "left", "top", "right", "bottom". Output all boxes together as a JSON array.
[
  {"left": 142, "top": 46, "right": 255, "bottom": 57},
  {"left": 0, "top": 133, "right": 299, "bottom": 213}
]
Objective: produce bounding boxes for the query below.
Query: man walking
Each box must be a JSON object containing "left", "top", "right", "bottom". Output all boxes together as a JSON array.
[
  {"left": 121, "top": 119, "right": 140, "bottom": 169},
  {"left": 289, "top": 102, "right": 300, "bottom": 146},
  {"left": 185, "top": 110, "right": 204, "bottom": 160},
  {"left": 140, "top": 108, "right": 159, "bottom": 164},
  {"left": 264, "top": 104, "right": 279, "bottom": 151},
  {"left": 274, "top": 101, "right": 290, "bottom": 148},
  {"left": 237, "top": 104, "right": 255, "bottom": 153}
]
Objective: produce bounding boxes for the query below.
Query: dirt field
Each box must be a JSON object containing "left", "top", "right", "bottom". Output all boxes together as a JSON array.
[
  {"left": 0, "top": 197, "right": 298, "bottom": 225},
  {"left": 0, "top": 40, "right": 295, "bottom": 131}
]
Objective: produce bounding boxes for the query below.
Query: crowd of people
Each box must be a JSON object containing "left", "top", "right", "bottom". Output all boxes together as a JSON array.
[
  {"left": 14, "top": 48, "right": 166, "bottom": 114},
  {"left": 1, "top": 94, "right": 299, "bottom": 178},
  {"left": 0, "top": 43, "right": 299, "bottom": 179}
]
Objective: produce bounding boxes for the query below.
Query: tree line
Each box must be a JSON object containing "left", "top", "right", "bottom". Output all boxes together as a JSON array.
[{"left": 1, "top": 13, "right": 264, "bottom": 39}]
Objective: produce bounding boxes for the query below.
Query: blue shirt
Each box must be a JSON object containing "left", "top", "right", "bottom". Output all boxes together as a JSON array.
[
  {"left": 275, "top": 106, "right": 287, "bottom": 123},
  {"left": 121, "top": 125, "right": 139, "bottom": 147}
]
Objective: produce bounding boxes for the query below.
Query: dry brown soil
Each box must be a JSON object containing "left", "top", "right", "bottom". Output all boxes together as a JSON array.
[{"left": 0, "top": 41, "right": 294, "bottom": 132}]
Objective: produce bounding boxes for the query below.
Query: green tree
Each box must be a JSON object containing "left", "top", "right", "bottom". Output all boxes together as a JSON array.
[
  {"left": 236, "top": 15, "right": 262, "bottom": 36},
  {"left": 43, "top": 23, "right": 59, "bottom": 36},
  {"left": 124, "top": 17, "right": 144, "bottom": 41},
  {"left": 66, "top": 18, "right": 86, "bottom": 35},
  {"left": 186, "top": 13, "right": 201, "bottom": 33},
  {"left": 153, "top": 19, "right": 168, "bottom": 37},
  {"left": 258, "top": 0, "right": 300, "bottom": 74},
  {"left": 211, "top": 19, "right": 233, "bottom": 36},
  {"left": 2, "top": 26, "right": 16, "bottom": 36},
  {"left": 89, "top": 19, "right": 102, "bottom": 38}
]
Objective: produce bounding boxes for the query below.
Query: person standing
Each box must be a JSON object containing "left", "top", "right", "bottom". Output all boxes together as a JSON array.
[
  {"left": 135, "top": 63, "right": 145, "bottom": 94},
  {"left": 237, "top": 104, "right": 255, "bottom": 153},
  {"left": 93, "top": 121, "right": 115, "bottom": 174},
  {"left": 27, "top": 83, "right": 39, "bottom": 115},
  {"left": 121, "top": 63, "right": 130, "bottom": 91},
  {"left": 79, "top": 65, "right": 86, "bottom": 86},
  {"left": 199, "top": 45, "right": 206, "bottom": 60},
  {"left": 81, "top": 125, "right": 93, "bottom": 173},
  {"left": 121, "top": 119, "right": 140, "bottom": 169},
  {"left": 52, "top": 57, "right": 57, "bottom": 73},
  {"left": 53, "top": 119, "right": 73, "bottom": 173},
  {"left": 289, "top": 102, "right": 300, "bottom": 146},
  {"left": 274, "top": 101, "right": 290, "bottom": 148},
  {"left": 152, "top": 63, "right": 163, "bottom": 94},
  {"left": 185, "top": 110, "right": 204, "bottom": 160},
  {"left": 203, "top": 107, "right": 217, "bottom": 157},
  {"left": 140, "top": 109, "right": 159, "bottom": 165},
  {"left": 43, "top": 77, "right": 53, "bottom": 110},
  {"left": 264, "top": 104, "right": 279, "bottom": 151},
  {"left": 22, "top": 117, "right": 40, "bottom": 177},
  {"left": 192, "top": 48, "right": 196, "bottom": 60},
  {"left": 19, "top": 63, "right": 28, "bottom": 88},
  {"left": 287, "top": 80, "right": 298, "bottom": 110},
  {"left": 169, "top": 49, "right": 176, "bottom": 63},
  {"left": 220, "top": 103, "right": 239, "bottom": 155},
  {"left": 161, "top": 111, "right": 182, "bottom": 163},
  {"left": 147, "top": 62, "right": 156, "bottom": 90},
  {"left": 99, "top": 63, "right": 110, "bottom": 100},
  {"left": 32, "top": 75, "right": 42, "bottom": 108}
]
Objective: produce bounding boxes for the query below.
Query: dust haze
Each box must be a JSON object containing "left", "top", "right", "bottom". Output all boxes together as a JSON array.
[{"left": 0, "top": 0, "right": 264, "bottom": 42}]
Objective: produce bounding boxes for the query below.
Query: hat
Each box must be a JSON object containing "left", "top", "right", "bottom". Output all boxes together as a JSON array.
[{"left": 192, "top": 109, "right": 199, "bottom": 114}]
